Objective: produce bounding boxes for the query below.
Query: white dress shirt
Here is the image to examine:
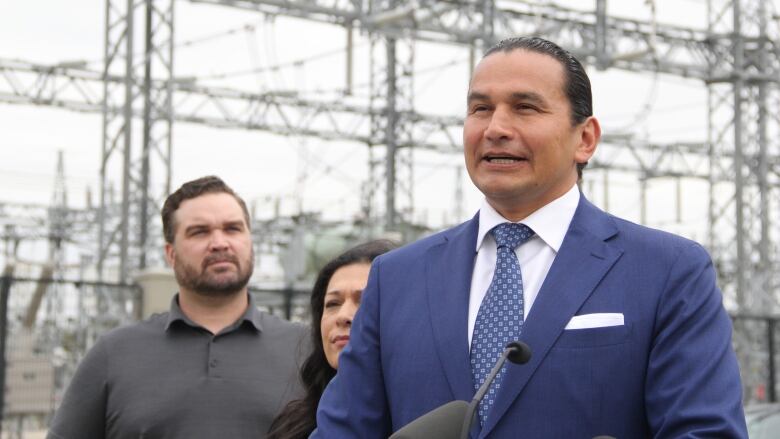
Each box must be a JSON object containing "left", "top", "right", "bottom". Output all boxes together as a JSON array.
[{"left": 467, "top": 184, "right": 580, "bottom": 347}]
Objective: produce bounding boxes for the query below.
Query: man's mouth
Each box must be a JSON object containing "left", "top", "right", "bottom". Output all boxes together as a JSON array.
[
  {"left": 203, "top": 254, "right": 238, "bottom": 269},
  {"left": 485, "top": 155, "right": 527, "bottom": 164}
]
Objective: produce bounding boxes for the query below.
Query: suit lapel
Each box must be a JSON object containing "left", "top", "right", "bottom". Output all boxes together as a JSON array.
[
  {"left": 480, "top": 198, "right": 623, "bottom": 437},
  {"left": 426, "top": 215, "right": 479, "bottom": 402}
]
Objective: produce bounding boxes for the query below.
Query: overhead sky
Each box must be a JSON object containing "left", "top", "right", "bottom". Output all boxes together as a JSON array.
[{"left": 0, "top": 0, "right": 755, "bottom": 239}]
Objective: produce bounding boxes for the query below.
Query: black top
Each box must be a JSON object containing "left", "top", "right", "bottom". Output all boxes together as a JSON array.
[{"left": 47, "top": 294, "right": 308, "bottom": 439}]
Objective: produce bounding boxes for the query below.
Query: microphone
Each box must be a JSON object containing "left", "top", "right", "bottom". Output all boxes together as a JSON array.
[
  {"left": 388, "top": 400, "right": 469, "bottom": 439},
  {"left": 459, "top": 341, "right": 532, "bottom": 439},
  {"left": 387, "top": 341, "right": 531, "bottom": 439}
]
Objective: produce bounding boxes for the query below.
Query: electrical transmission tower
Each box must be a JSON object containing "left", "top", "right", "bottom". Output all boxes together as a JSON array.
[
  {"left": 1, "top": 0, "right": 778, "bottom": 302},
  {"left": 0, "top": 0, "right": 779, "bottom": 398},
  {"left": 183, "top": 0, "right": 780, "bottom": 315},
  {"left": 706, "top": 0, "right": 779, "bottom": 312},
  {"left": 99, "top": 0, "right": 174, "bottom": 281}
]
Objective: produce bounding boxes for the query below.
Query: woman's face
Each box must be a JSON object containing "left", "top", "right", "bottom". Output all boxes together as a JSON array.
[{"left": 321, "top": 262, "right": 371, "bottom": 369}]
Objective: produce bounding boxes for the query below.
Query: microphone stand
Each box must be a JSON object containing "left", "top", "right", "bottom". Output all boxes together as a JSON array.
[{"left": 460, "top": 342, "right": 530, "bottom": 439}]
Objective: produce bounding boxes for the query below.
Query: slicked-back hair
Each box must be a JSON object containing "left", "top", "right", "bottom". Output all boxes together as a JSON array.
[
  {"left": 161, "top": 175, "right": 250, "bottom": 244},
  {"left": 267, "top": 239, "right": 398, "bottom": 439},
  {"left": 483, "top": 36, "right": 593, "bottom": 178}
]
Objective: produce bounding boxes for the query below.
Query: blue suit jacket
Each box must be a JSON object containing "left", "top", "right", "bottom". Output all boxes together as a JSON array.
[{"left": 313, "top": 196, "right": 747, "bottom": 438}]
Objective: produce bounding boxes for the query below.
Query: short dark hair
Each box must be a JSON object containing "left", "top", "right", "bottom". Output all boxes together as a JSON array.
[
  {"left": 161, "top": 175, "right": 250, "bottom": 243},
  {"left": 267, "top": 239, "right": 398, "bottom": 439},
  {"left": 484, "top": 36, "right": 593, "bottom": 178}
]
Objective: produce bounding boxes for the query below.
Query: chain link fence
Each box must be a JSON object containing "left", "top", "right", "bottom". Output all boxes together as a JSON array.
[{"left": 0, "top": 275, "right": 141, "bottom": 438}]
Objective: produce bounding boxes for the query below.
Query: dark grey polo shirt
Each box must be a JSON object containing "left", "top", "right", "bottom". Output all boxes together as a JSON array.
[{"left": 47, "top": 294, "right": 308, "bottom": 439}]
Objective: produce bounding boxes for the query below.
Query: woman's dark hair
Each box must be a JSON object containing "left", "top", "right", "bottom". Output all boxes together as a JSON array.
[{"left": 267, "top": 239, "right": 398, "bottom": 439}]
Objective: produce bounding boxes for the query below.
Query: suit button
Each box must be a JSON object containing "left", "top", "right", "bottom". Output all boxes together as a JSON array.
[{"left": 210, "top": 359, "right": 218, "bottom": 368}]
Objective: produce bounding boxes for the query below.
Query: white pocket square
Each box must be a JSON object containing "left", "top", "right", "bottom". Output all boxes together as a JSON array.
[{"left": 565, "top": 313, "right": 624, "bottom": 330}]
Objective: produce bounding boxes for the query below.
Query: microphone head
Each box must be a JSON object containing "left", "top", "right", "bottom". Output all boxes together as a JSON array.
[
  {"left": 505, "top": 341, "right": 532, "bottom": 364},
  {"left": 388, "top": 400, "right": 469, "bottom": 439}
]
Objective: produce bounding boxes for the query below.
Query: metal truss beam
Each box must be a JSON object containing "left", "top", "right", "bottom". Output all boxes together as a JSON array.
[
  {"left": 0, "top": 58, "right": 461, "bottom": 152},
  {"left": 6, "top": 55, "right": 780, "bottom": 183},
  {"left": 10, "top": 57, "right": 780, "bottom": 184},
  {"left": 0, "top": 203, "right": 97, "bottom": 245},
  {"left": 190, "top": 0, "right": 779, "bottom": 80}
]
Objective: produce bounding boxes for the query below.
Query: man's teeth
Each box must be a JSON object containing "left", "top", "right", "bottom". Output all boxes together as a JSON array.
[{"left": 488, "top": 157, "right": 522, "bottom": 164}]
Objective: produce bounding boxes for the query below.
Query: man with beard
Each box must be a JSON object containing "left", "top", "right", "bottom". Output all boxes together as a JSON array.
[{"left": 47, "top": 176, "right": 307, "bottom": 439}]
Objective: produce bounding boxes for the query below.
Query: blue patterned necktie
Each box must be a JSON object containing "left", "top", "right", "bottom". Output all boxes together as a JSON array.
[{"left": 470, "top": 222, "right": 534, "bottom": 426}]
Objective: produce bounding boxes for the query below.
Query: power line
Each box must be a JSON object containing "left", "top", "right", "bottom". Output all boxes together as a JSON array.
[
  {"left": 75, "top": 18, "right": 267, "bottom": 69},
  {"left": 196, "top": 43, "right": 362, "bottom": 81}
]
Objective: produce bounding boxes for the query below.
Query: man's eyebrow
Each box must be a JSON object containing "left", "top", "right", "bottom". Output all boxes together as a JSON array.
[
  {"left": 510, "top": 91, "right": 546, "bottom": 105},
  {"left": 183, "top": 223, "right": 209, "bottom": 233},
  {"left": 467, "top": 91, "right": 547, "bottom": 105},
  {"left": 466, "top": 91, "right": 490, "bottom": 103},
  {"left": 223, "top": 219, "right": 245, "bottom": 227}
]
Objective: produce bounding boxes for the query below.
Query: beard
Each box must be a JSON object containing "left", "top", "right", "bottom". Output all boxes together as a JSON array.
[{"left": 174, "top": 250, "right": 254, "bottom": 297}]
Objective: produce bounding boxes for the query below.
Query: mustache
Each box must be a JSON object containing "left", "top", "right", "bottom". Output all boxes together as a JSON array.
[{"left": 202, "top": 252, "right": 239, "bottom": 269}]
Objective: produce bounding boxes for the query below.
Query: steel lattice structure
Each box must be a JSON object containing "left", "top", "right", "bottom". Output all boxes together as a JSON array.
[
  {"left": 0, "top": 0, "right": 779, "bottom": 399},
  {"left": 192, "top": 0, "right": 780, "bottom": 313},
  {"left": 98, "top": 0, "right": 175, "bottom": 280},
  {"left": 1, "top": 0, "right": 778, "bottom": 300}
]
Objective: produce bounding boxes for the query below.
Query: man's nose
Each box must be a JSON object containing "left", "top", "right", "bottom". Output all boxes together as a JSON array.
[
  {"left": 208, "top": 230, "right": 230, "bottom": 250},
  {"left": 484, "top": 107, "right": 514, "bottom": 142}
]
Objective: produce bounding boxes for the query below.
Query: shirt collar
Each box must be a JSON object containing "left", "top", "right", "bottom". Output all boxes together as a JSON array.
[
  {"left": 165, "top": 293, "right": 264, "bottom": 333},
  {"left": 476, "top": 184, "right": 580, "bottom": 253}
]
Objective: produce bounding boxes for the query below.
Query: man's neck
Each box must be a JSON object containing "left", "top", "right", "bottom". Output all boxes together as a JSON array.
[
  {"left": 487, "top": 181, "right": 579, "bottom": 222},
  {"left": 177, "top": 289, "right": 249, "bottom": 335}
]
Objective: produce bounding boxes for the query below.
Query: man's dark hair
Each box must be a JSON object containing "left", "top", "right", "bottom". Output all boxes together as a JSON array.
[
  {"left": 484, "top": 36, "right": 593, "bottom": 178},
  {"left": 161, "top": 175, "right": 250, "bottom": 243}
]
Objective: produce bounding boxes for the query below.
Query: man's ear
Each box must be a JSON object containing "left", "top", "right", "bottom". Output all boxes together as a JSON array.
[
  {"left": 575, "top": 116, "right": 600, "bottom": 164},
  {"left": 164, "top": 242, "right": 175, "bottom": 268}
]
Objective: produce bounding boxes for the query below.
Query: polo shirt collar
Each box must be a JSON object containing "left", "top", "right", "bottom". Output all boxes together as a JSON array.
[
  {"left": 476, "top": 184, "right": 580, "bottom": 253},
  {"left": 165, "top": 293, "right": 264, "bottom": 332}
]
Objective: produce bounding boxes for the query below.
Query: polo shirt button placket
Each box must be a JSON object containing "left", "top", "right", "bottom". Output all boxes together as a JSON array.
[{"left": 209, "top": 336, "right": 219, "bottom": 376}]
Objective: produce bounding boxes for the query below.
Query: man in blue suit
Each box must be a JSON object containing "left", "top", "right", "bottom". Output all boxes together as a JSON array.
[{"left": 313, "top": 37, "right": 747, "bottom": 438}]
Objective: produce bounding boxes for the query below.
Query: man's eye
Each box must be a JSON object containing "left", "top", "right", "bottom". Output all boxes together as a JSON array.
[
  {"left": 515, "top": 104, "right": 538, "bottom": 112},
  {"left": 325, "top": 301, "right": 341, "bottom": 308}
]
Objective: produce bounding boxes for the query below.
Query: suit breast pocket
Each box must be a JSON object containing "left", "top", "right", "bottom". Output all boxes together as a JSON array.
[{"left": 553, "top": 323, "right": 632, "bottom": 349}]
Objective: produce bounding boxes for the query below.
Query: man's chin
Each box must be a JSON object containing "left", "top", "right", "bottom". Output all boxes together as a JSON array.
[
  {"left": 191, "top": 275, "right": 250, "bottom": 297},
  {"left": 174, "top": 261, "right": 253, "bottom": 298},
  {"left": 204, "top": 263, "right": 239, "bottom": 275}
]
